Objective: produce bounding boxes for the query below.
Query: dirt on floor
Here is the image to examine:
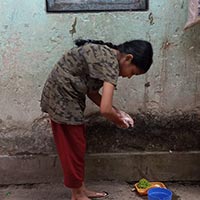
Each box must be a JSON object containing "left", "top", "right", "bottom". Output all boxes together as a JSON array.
[{"left": 0, "top": 181, "right": 199, "bottom": 200}]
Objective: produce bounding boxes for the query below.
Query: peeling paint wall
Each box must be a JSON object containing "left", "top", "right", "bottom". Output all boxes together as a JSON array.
[{"left": 0, "top": 0, "right": 200, "bottom": 154}]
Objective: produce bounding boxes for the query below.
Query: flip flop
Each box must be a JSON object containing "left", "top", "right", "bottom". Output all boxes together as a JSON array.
[{"left": 88, "top": 191, "right": 109, "bottom": 199}]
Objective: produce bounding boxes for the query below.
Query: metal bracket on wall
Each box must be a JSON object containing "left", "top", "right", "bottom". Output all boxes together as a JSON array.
[{"left": 46, "top": 0, "right": 148, "bottom": 13}]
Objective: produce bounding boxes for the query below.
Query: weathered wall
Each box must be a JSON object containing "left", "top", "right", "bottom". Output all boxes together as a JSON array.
[{"left": 0, "top": 0, "right": 200, "bottom": 155}]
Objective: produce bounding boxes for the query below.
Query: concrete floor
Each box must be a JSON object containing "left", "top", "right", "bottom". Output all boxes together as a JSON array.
[{"left": 0, "top": 181, "right": 199, "bottom": 200}]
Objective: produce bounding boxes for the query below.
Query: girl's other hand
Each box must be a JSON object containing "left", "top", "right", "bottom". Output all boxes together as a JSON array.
[
  {"left": 117, "top": 117, "right": 130, "bottom": 128},
  {"left": 117, "top": 110, "right": 134, "bottom": 128}
]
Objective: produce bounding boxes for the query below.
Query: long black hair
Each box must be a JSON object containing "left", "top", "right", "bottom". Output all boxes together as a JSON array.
[{"left": 75, "top": 39, "right": 153, "bottom": 73}]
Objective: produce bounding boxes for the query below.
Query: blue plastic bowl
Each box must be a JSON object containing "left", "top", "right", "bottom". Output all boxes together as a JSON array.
[{"left": 148, "top": 188, "right": 172, "bottom": 200}]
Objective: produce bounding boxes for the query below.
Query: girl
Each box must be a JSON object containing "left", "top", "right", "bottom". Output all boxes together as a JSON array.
[{"left": 41, "top": 39, "right": 153, "bottom": 200}]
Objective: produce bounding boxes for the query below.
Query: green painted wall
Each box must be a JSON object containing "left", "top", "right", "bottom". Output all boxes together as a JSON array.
[{"left": 0, "top": 0, "right": 200, "bottom": 132}]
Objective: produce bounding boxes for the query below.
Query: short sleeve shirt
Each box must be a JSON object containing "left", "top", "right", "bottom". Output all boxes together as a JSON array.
[{"left": 40, "top": 43, "right": 119, "bottom": 124}]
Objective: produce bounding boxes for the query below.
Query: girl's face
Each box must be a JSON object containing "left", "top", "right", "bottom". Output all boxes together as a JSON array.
[{"left": 118, "top": 53, "right": 144, "bottom": 78}]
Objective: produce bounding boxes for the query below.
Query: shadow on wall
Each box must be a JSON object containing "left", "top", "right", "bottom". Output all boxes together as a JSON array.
[{"left": 85, "top": 111, "right": 200, "bottom": 153}]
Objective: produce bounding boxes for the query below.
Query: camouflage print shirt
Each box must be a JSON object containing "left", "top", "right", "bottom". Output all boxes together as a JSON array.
[{"left": 40, "top": 43, "right": 119, "bottom": 124}]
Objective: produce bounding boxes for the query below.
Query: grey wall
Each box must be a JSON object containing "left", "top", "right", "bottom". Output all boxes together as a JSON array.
[{"left": 0, "top": 0, "right": 200, "bottom": 155}]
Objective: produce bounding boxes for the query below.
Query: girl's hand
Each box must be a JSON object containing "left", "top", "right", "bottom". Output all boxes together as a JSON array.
[
  {"left": 116, "top": 110, "right": 134, "bottom": 128},
  {"left": 100, "top": 82, "right": 134, "bottom": 128}
]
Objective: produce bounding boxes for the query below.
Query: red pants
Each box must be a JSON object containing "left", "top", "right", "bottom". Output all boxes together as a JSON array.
[{"left": 50, "top": 120, "right": 86, "bottom": 188}]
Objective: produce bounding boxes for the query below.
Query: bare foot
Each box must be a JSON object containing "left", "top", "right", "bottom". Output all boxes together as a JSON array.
[
  {"left": 71, "top": 195, "right": 90, "bottom": 200},
  {"left": 71, "top": 187, "right": 91, "bottom": 200},
  {"left": 84, "top": 189, "right": 108, "bottom": 198},
  {"left": 82, "top": 183, "right": 108, "bottom": 198}
]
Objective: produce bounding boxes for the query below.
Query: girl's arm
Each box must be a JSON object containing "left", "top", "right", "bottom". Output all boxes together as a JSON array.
[
  {"left": 87, "top": 90, "right": 102, "bottom": 107},
  {"left": 87, "top": 82, "right": 129, "bottom": 128}
]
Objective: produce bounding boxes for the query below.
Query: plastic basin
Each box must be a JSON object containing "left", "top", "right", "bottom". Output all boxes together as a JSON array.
[{"left": 148, "top": 188, "right": 172, "bottom": 200}]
